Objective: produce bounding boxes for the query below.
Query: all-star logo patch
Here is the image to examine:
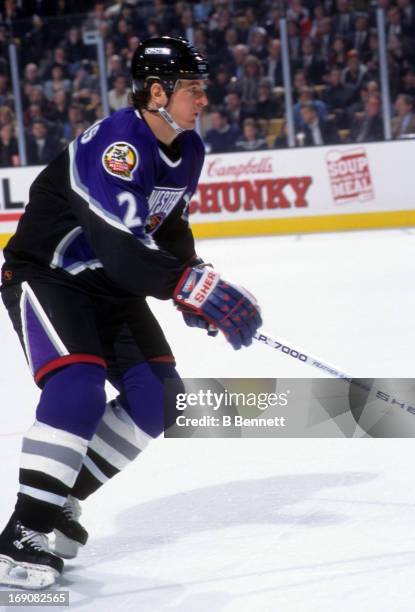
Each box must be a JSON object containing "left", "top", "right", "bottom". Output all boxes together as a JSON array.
[{"left": 102, "top": 142, "right": 138, "bottom": 180}]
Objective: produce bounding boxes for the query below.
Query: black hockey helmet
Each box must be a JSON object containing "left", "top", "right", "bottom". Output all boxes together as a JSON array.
[{"left": 131, "top": 36, "right": 209, "bottom": 94}]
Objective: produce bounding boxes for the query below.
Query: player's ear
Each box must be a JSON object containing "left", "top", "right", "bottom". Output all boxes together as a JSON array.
[{"left": 149, "top": 82, "right": 168, "bottom": 108}]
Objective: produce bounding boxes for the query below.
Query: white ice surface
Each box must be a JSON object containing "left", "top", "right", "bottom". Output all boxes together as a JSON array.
[{"left": 1, "top": 229, "right": 415, "bottom": 611}]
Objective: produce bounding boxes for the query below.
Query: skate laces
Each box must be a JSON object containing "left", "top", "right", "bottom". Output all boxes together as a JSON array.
[
  {"left": 20, "top": 527, "right": 49, "bottom": 552},
  {"left": 62, "top": 496, "right": 81, "bottom": 521}
]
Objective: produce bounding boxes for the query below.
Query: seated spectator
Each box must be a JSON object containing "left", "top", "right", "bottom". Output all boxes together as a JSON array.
[
  {"left": 207, "top": 66, "right": 231, "bottom": 107},
  {"left": 287, "top": 19, "right": 302, "bottom": 62},
  {"left": 44, "top": 65, "right": 72, "bottom": 102},
  {"left": 42, "top": 48, "right": 70, "bottom": 81},
  {"left": 297, "top": 101, "right": 339, "bottom": 146},
  {"left": 328, "top": 35, "right": 348, "bottom": 70},
  {"left": 294, "top": 86, "right": 328, "bottom": 128},
  {"left": 204, "top": 109, "right": 241, "bottom": 153},
  {"left": 239, "top": 54, "right": 263, "bottom": 115},
  {"left": 23, "top": 63, "right": 41, "bottom": 89},
  {"left": 295, "top": 37, "right": 326, "bottom": 84},
  {"left": 262, "top": 39, "right": 284, "bottom": 88},
  {"left": 63, "top": 104, "right": 85, "bottom": 141},
  {"left": 254, "top": 79, "right": 281, "bottom": 119},
  {"left": 107, "top": 54, "right": 128, "bottom": 88},
  {"left": 224, "top": 90, "right": 249, "bottom": 128},
  {"left": 392, "top": 94, "right": 415, "bottom": 138},
  {"left": 108, "top": 75, "right": 131, "bottom": 112},
  {"left": 0, "top": 106, "right": 16, "bottom": 129},
  {"left": 248, "top": 27, "right": 268, "bottom": 61},
  {"left": 0, "top": 75, "right": 14, "bottom": 109},
  {"left": 0, "top": 123, "right": 20, "bottom": 167},
  {"left": 84, "top": 92, "right": 104, "bottom": 123},
  {"left": 292, "top": 69, "right": 309, "bottom": 102},
  {"left": 349, "top": 94, "right": 384, "bottom": 143},
  {"left": 231, "top": 44, "right": 249, "bottom": 80},
  {"left": 313, "top": 16, "right": 332, "bottom": 62},
  {"left": 26, "top": 120, "right": 63, "bottom": 166},
  {"left": 331, "top": 0, "right": 355, "bottom": 36},
  {"left": 48, "top": 89, "right": 70, "bottom": 127},
  {"left": 347, "top": 80, "right": 380, "bottom": 119},
  {"left": 342, "top": 50, "right": 368, "bottom": 90},
  {"left": 401, "top": 68, "right": 415, "bottom": 97},
  {"left": 322, "top": 67, "right": 355, "bottom": 126},
  {"left": 63, "top": 27, "right": 89, "bottom": 70},
  {"left": 347, "top": 13, "right": 370, "bottom": 61},
  {"left": 235, "top": 118, "right": 268, "bottom": 151}
]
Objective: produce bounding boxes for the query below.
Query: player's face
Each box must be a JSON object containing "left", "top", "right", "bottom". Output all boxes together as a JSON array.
[{"left": 168, "top": 80, "right": 208, "bottom": 129}]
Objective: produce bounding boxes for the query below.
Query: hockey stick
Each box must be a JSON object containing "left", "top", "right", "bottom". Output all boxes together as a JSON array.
[
  {"left": 253, "top": 331, "right": 352, "bottom": 380},
  {"left": 253, "top": 331, "right": 415, "bottom": 420}
]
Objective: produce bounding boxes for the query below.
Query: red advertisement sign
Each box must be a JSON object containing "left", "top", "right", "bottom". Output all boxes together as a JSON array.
[{"left": 326, "top": 148, "right": 374, "bottom": 204}]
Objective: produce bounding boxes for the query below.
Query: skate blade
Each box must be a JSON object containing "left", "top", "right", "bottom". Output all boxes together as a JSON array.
[
  {"left": 53, "top": 530, "right": 83, "bottom": 559},
  {"left": 0, "top": 555, "right": 59, "bottom": 589}
]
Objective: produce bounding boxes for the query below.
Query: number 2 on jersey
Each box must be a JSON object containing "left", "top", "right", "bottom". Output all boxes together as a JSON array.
[{"left": 116, "top": 192, "right": 143, "bottom": 229}]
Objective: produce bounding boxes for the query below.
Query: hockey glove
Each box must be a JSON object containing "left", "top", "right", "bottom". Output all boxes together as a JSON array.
[
  {"left": 174, "top": 267, "right": 262, "bottom": 350},
  {"left": 177, "top": 305, "right": 219, "bottom": 336}
]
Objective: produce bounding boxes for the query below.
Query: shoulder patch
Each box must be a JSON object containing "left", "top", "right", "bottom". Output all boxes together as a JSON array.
[{"left": 102, "top": 142, "right": 138, "bottom": 180}]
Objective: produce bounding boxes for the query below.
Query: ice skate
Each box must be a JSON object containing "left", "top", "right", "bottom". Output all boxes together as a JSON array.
[
  {"left": 53, "top": 496, "right": 88, "bottom": 559},
  {"left": 0, "top": 514, "right": 63, "bottom": 589}
]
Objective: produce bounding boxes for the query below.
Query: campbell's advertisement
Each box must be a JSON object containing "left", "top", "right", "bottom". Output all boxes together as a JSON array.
[{"left": 0, "top": 139, "right": 414, "bottom": 243}]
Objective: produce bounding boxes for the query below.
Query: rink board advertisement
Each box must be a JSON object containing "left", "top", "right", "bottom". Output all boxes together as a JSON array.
[
  {"left": 164, "top": 378, "right": 415, "bottom": 438},
  {"left": 0, "top": 140, "right": 414, "bottom": 246}
]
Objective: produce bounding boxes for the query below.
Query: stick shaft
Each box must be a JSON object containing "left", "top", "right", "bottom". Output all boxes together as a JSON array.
[{"left": 253, "top": 331, "right": 352, "bottom": 380}]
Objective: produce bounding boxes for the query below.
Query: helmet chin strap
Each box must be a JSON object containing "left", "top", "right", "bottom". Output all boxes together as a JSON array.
[{"left": 157, "top": 106, "right": 186, "bottom": 135}]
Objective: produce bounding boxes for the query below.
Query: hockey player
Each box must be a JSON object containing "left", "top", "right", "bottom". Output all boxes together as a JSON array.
[{"left": 0, "top": 36, "right": 261, "bottom": 589}]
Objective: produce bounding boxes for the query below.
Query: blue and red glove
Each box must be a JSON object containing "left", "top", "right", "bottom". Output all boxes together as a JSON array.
[{"left": 174, "top": 267, "right": 262, "bottom": 350}]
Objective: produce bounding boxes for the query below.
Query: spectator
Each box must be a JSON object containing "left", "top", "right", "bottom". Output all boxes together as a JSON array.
[
  {"left": 313, "top": 17, "right": 332, "bottom": 61},
  {"left": 0, "top": 106, "right": 15, "bottom": 129},
  {"left": 295, "top": 37, "right": 326, "bottom": 84},
  {"left": 204, "top": 109, "right": 241, "bottom": 153},
  {"left": 235, "top": 118, "right": 268, "bottom": 151},
  {"left": 254, "top": 79, "right": 281, "bottom": 119},
  {"left": 328, "top": 34, "right": 348, "bottom": 69},
  {"left": 331, "top": 0, "right": 355, "bottom": 36},
  {"left": 348, "top": 13, "right": 371, "bottom": 60},
  {"left": 107, "top": 54, "right": 128, "bottom": 88},
  {"left": 297, "top": 101, "right": 340, "bottom": 146},
  {"left": 43, "top": 48, "right": 70, "bottom": 81},
  {"left": 349, "top": 94, "right": 384, "bottom": 143},
  {"left": 224, "top": 90, "right": 249, "bottom": 128},
  {"left": 342, "top": 50, "right": 368, "bottom": 90},
  {"left": 108, "top": 75, "right": 131, "bottom": 112},
  {"left": 44, "top": 65, "right": 72, "bottom": 102},
  {"left": 48, "top": 89, "right": 70, "bottom": 126},
  {"left": 22, "top": 15, "right": 48, "bottom": 66},
  {"left": 392, "top": 94, "right": 415, "bottom": 138},
  {"left": 287, "top": 19, "right": 302, "bottom": 62},
  {"left": 262, "top": 39, "right": 284, "bottom": 88},
  {"left": 23, "top": 63, "right": 41, "bottom": 88},
  {"left": 63, "top": 104, "right": 85, "bottom": 141},
  {"left": 248, "top": 27, "right": 268, "bottom": 61},
  {"left": 239, "top": 54, "right": 263, "bottom": 115},
  {"left": 294, "top": 86, "right": 328, "bottom": 128},
  {"left": 0, "top": 123, "right": 19, "bottom": 167},
  {"left": 63, "top": 27, "right": 89, "bottom": 69},
  {"left": 26, "top": 119, "right": 62, "bottom": 165},
  {"left": 231, "top": 44, "right": 249, "bottom": 80},
  {"left": 113, "top": 18, "right": 131, "bottom": 52},
  {"left": 207, "top": 66, "right": 231, "bottom": 107},
  {"left": 0, "top": 75, "right": 13, "bottom": 109},
  {"left": 322, "top": 67, "right": 355, "bottom": 124},
  {"left": 84, "top": 92, "right": 103, "bottom": 123}
]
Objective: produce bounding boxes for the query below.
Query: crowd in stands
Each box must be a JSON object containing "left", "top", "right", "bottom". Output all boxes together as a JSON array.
[{"left": 1, "top": 0, "right": 415, "bottom": 166}]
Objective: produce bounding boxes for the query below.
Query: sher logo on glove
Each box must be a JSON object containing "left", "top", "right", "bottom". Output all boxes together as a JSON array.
[{"left": 174, "top": 266, "right": 262, "bottom": 350}]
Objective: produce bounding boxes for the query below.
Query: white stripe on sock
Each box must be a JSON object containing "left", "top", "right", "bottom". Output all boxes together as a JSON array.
[
  {"left": 20, "top": 453, "right": 81, "bottom": 488},
  {"left": 83, "top": 455, "right": 109, "bottom": 484},
  {"left": 19, "top": 484, "right": 67, "bottom": 507}
]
